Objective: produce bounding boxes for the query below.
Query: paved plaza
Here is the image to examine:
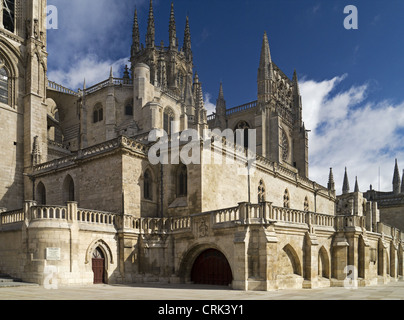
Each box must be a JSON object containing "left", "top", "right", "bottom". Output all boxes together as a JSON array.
[{"left": 0, "top": 280, "right": 404, "bottom": 300}]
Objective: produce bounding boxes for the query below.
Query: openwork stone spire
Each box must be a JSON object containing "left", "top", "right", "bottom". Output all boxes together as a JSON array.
[
  {"left": 132, "top": 8, "right": 140, "bottom": 55},
  {"left": 146, "top": 0, "right": 155, "bottom": 48},
  {"left": 257, "top": 32, "right": 273, "bottom": 104},
  {"left": 169, "top": 2, "right": 177, "bottom": 49},
  {"left": 216, "top": 82, "right": 226, "bottom": 116},
  {"left": 183, "top": 16, "right": 192, "bottom": 61}
]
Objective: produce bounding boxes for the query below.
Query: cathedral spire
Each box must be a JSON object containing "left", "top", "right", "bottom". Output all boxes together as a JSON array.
[
  {"left": 342, "top": 167, "right": 350, "bottom": 194},
  {"left": 216, "top": 82, "right": 226, "bottom": 116},
  {"left": 257, "top": 32, "right": 273, "bottom": 104},
  {"left": 393, "top": 159, "right": 401, "bottom": 195},
  {"left": 354, "top": 176, "right": 360, "bottom": 193},
  {"left": 132, "top": 7, "right": 140, "bottom": 55},
  {"left": 183, "top": 16, "right": 192, "bottom": 61},
  {"left": 146, "top": 0, "right": 155, "bottom": 48},
  {"left": 169, "top": 2, "right": 177, "bottom": 50},
  {"left": 328, "top": 168, "right": 335, "bottom": 192}
]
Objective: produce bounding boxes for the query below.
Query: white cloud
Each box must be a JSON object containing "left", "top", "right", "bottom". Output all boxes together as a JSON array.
[
  {"left": 204, "top": 92, "right": 216, "bottom": 116},
  {"left": 48, "top": 54, "right": 129, "bottom": 90},
  {"left": 300, "top": 75, "right": 404, "bottom": 193}
]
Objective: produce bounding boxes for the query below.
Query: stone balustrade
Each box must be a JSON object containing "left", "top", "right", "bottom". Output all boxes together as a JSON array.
[
  {"left": 0, "top": 201, "right": 399, "bottom": 239},
  {"left": 0, "top": 209, "right": 24, "bottom": 225}
]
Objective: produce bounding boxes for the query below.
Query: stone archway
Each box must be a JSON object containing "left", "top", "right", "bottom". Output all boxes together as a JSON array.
[
  {"left": 92, "top": 247, "right": 105, "bottom": 284},
  {"left": 179, "top": 244, "right": 233, "bottom": 287},
  {"left": 191, "top": 249, "right": 233, "bottom": 286}
]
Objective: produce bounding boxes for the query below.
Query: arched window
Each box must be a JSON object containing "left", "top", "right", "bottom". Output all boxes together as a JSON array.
[
  {"left": 163, "top": 108, "right": 174, "bottom": 135},
  {"left": 63, "top": 175, "right": 75, "bottom": 203},
  {"left": 93, "top": 104, "right": 103, "bottom": 123},
  {"left": 235, "top": 121, "right": 250, "bottom": 149},
  {"left": 125, "top": 103, "right": 133, "bottom": 116},
  {"left": 36, "top": 182, "right": 46, "bottom": 205},
  {"left": 3, "top": 0, "right": 15, "bottom": 33},
  {"left": 177, "top": 165, "right": 187, "bottom": 197},
  {"left": 283, "top": 189, "right": 290, "bottom": 208},
  {"left": 0, "top": 66, "right": 9, "bottom": 105},
  {"left": 258, "top": 179, "right": 266, "bottom": 203},
  {"left": 144, "top": 170, "right": 152, "bottom": 201},
  {"left": 281, "top": 129, "right": 289, "bottom": 162}
]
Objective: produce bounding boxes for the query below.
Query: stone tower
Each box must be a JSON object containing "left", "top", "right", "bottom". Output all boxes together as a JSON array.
[
  {"left": 0, "top": 0, "right": 49, "bottom": 210},
  {"left": 257, "top": 32, "right": 309, "bottom": 177},
  {"left": 130, "top": 0, "right": 207, "bottom": 133}
]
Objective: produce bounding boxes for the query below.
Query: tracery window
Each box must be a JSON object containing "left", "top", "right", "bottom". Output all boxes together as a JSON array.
[
  {"left": 0, "top": 66, "right": 8, "bottom": 104},
  {"left": 177, "top": 165, "right": 187, "bottom": 197},
  {"left": 93, "top": 104, "right": 103, "bottom": 123},
  {"left": 281, "top": 129, "right": 289, "bottom": 162},
  {"left": 125, "top": 103, "right": 133, "bottom": 116},
  {"left": 235, "top": 121, "right": 250, "bottom": 149},
  {"left": 163, "top": 108, "right": 174, "bottom": 135},
  {"left": 144, "top": 170, "right": 152, "bottom": 201},
  {"left": 3, "top": 0, "right": 15, "bottom": 33}
]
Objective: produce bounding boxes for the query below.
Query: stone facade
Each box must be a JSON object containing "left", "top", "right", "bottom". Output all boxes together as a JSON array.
[{"left": 0, "top": 0, "right": 403, "bottom": 290}]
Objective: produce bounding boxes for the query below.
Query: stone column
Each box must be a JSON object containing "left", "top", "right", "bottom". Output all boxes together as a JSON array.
[
  {"left": 232, "top": 227, "right": 248, "bottom": 290},
  {"left": 332, "top": 234, "right": 349, "bottom": 284},
  {"left": 303, "top": 232, "right": 319, "bottom": 288}
]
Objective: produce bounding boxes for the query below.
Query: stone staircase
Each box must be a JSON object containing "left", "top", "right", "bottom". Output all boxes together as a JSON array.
[{"left": 0, "top": 274, "right": 38, "bottom": 288}]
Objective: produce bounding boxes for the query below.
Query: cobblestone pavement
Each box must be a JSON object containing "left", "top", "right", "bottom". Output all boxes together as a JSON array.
[{"left": 0, "top": 280, "right": 404, "bottom": 300}]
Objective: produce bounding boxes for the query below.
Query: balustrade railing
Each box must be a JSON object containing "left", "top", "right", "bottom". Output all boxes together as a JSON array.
[
  {"left": 0, "top": 202, "right": 398, "bottom": 239},
  {"left": 47, "top": 80, "right": 80, "bottom": 97},
  {"left": 0, "top": 209, "right": 24, "bottom": 225},
  {"left": 226, "top": 101, "right": 258, "bottom": 116}
]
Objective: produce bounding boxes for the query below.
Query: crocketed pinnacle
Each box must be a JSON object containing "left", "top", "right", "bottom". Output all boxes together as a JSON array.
[
  {"left": 146, "top": 0, "right": 155, "bottom": 48},
  {"left": 132, "top": 8, "right": 140, "bottom": 53},
  {"left": 258, "top": 31, "right": 272, "bottom": 81},
  {"left": 169, "top": 2, "right": 177, "bottom": 49},
  {"left": 183, "top": 16, "right": 192, "bottom": 61}
]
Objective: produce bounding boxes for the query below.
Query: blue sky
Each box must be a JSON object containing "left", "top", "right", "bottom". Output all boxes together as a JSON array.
[{"left": 47, "top": 0, "right": 404, "bottom": 194}]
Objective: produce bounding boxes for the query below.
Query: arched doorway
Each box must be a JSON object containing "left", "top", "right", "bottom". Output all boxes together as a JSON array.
[
  {"left": 191, "top": 249, "right": 233, "bottom": 286},
  {"left": 92, "top": 248, "right": 105, "bottom": 284}
]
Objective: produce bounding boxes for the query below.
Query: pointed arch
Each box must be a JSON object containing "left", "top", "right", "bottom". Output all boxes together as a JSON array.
[
  {"left": 63, "top": 174, "right": 75, "bottom": 203},
  {"left": 163, "top": 107, "right": 175, "bottom": 135},
  {"left": 318, "top": 246, "right": 330, "bottom": 278},
  {"left": 143, "top": 168, "right": 153, "bottom": 201},
  {"left": 177, "top": 164, "right": 188, "bottom": 197},
  {"left": 283, "top": 244, "right": 302, "bottom": 276},
  {"left": 36, "top": 181, "right": 46, "bottom": 205}
]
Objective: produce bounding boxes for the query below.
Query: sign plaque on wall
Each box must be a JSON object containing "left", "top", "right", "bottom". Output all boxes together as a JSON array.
[{"left": 46, "top": 247, "right": 61, "bottom": 261}]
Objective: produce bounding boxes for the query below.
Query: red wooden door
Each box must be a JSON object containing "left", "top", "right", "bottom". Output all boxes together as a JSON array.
[
  {"left": 191, "top": 249, "right": 233, "bottom": 286},
  {"left": 92, "top": 248, "right": 105, "bottom": 284}
]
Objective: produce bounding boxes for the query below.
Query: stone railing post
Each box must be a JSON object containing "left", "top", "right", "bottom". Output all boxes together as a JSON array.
[
  {"left": 66, "top": 201, "right": 78, "bottom": 222},
  {"left": 23, "top": 200, "right": 37, "bottom": 224},
  {"left": 238, "top": 202, "right": 248, "bottom": 225}
]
